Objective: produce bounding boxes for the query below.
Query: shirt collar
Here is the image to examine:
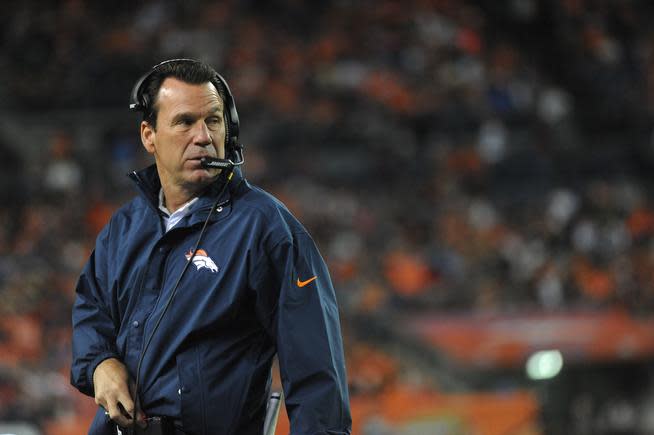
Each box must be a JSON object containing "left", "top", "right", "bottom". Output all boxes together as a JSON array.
[{"left": 158, "top": 188, "right": 199, "bottom": 232}]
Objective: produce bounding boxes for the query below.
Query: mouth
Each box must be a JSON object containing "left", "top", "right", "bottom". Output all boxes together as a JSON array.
[
  {"left": 186, "top": 157, "right": 210, "bottom": 169},
  {"left": 186, "top": 156, "right": 223, "bottom": 173},
  {"left": 187, "top": 154, "right": 215, "bottom": 164},
  {"left": 187, "top": 155, "right": 211, "bottom": 161}
]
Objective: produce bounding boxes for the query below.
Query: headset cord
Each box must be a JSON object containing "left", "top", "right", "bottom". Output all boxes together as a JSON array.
[{"left": 129, "top": 170, "right": 234, "bottom": 434}]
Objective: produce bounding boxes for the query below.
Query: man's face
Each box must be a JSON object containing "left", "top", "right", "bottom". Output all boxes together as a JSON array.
[{"left": 141, "top": 77, "right": 226, "bottom": 193}]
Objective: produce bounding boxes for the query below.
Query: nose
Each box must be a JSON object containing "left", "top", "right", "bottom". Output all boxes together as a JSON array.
[{"left": 192, "top": 121, "right": 212, "bottom": 147}]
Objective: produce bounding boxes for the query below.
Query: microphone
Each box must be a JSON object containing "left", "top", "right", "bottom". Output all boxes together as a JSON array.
[
  {"left": 200, "top": 142, "right": 245, "bottom": 170},
  {"left": 200, "top": 153, "right": 244, "bottom": 170},
  {"left": 200, "top": 157, "right": 237, "bottom": 169}
]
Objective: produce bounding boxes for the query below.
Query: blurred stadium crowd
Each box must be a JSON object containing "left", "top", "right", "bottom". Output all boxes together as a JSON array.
[{"left": 2, "top": 0, "right": 654, "bottom": 434}]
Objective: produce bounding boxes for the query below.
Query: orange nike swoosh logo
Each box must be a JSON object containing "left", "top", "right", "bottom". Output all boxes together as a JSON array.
[{"left": 297, "top": 276, "right": 317, "bottom": 287}]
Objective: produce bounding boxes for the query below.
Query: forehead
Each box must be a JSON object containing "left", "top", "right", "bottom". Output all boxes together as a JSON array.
[{"left": 156, "top": 77, "right": 224, "bottom": 115}]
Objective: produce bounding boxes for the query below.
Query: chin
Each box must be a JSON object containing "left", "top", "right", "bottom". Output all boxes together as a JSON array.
[{"left": 187, "top": 170, "right": 217, "bottom": 186}]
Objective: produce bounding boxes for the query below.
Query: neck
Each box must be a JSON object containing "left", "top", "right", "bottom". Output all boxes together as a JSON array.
[{"left": 161, "top": 184, "right": 200, "bottom": 213}]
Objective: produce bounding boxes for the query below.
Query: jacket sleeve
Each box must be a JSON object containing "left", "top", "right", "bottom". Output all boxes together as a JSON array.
[
  {"left": 260, "top": 231, "right": 352, "bottom": 435},
  {"left": 70, "top": 226, "right": 120, "bottom": 397}
]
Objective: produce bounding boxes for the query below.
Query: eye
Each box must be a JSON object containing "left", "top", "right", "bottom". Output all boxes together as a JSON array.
[
  {"left": 206, "top": 116, "right": 222, "bottom": 129},
  {"left": 174, "top": 116, "right": 194, "bottom": 127}
]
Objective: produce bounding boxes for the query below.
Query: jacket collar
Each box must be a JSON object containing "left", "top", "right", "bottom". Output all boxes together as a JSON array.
[{"left": 128, "top": 164, "right": 245, "bottom": 217}]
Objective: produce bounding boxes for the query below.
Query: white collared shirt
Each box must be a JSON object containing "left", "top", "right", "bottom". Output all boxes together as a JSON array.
[{"left": 159, "top": 189, "right": 199, "bottom": 232}]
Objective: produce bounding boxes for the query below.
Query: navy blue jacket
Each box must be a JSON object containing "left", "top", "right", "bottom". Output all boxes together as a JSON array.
[{"left": 71, "top": 165, "right": 351, "bottom": 435}]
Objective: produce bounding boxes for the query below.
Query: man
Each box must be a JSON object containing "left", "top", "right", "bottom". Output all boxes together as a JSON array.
[{"left": 71, "top": 59, "right": 352, "bottom": 435}]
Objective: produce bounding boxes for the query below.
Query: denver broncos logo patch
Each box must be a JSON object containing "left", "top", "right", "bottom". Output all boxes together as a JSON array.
[{"left": 185, "top": 249, "right": 219, "bottom": 273}]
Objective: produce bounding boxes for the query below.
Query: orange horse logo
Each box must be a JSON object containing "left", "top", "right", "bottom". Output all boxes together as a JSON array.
[{"left": 185, "top": 249, "right": 219, "bottom": 273}]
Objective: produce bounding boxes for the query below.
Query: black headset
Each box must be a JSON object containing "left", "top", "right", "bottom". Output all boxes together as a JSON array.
[{"left": 129, "top": 58, "right": 244, "bottom": 169}]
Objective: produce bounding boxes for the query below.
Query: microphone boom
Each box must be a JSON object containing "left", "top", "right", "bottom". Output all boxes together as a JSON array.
[{"left": 200, "top": 156, "right": 238, "bottom": 169}]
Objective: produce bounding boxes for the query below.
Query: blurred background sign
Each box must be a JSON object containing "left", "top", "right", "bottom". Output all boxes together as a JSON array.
[{"left": 405, "top": 309, "right": 654, "bottom": 368}]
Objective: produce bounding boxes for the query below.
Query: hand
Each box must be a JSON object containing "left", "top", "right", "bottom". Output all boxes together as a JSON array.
[{"left": 93, "top": 358, "right": 146, "bottom": 428}]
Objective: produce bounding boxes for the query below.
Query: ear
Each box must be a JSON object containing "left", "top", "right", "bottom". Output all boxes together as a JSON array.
[{"left": 141, "top": 121, "right": 156, "bottom": 154}]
